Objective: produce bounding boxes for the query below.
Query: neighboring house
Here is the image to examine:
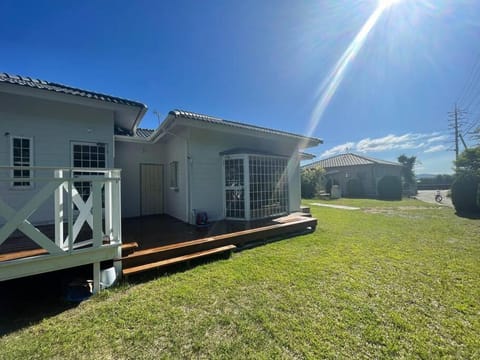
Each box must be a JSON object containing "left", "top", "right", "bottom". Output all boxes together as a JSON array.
[
  {"left": 0, "top": 73, "right": 321, "bottom": 287},
  {"left": 303, "top": 153, "right": 403, "bottom": 197}
]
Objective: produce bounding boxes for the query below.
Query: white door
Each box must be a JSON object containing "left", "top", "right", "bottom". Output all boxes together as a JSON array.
[{"left": 140, "top": 164, "right": 164, "bottom": 216}]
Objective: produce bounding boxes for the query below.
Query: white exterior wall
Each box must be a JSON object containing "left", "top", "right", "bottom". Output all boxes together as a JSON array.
[
  {"left": 0, "top": 92, "right": 114, "bottom": 224},
  {"left": 187, "top": 128, "right": 302, "bottom": 222},
  {"left": 114, "top": 141, "right": 166, "bottom": 218},
  {"left": 287, "top": 154, "right": 301, "bottom": 213},
  {"left": 163, "top": 133, "right": 188, "bottom": 222}
]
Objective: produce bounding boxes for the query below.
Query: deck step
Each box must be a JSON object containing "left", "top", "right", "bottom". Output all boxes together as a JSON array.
[
  {"left": 122, "top": 244, "right": 236, "bottom": 276},
  {"left": 123, "top": 216, "right": 317, "bottom": 263},
  {"left": 121, "top": 216, "right": 316, "bottom": 268},
  {"left": 121, "top": 242, "right": 139, "bottom": 256}
]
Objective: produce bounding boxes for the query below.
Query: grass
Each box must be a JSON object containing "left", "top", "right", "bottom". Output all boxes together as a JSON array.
[{"left": 1, "top": 198, "right": 480, "bottom": 359}]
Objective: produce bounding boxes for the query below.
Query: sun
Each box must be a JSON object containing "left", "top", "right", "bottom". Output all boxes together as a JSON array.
[{"left": 377, "top": 0, "right": 402, "bottom": 9}]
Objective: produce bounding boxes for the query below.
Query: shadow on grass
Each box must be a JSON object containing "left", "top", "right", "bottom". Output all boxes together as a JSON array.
[{"left": 0, "top": 267, "right": 92, "bottom": 336}]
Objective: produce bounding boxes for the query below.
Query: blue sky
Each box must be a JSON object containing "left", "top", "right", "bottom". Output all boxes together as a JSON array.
[{"left": 1, "top": 0, "right": 479, "bottom": 174}]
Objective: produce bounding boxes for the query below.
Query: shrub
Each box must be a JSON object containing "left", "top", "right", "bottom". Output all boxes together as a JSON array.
[
  {"left": 301, "top": 167, "right": 325, "bottom": 199},
  {"left": 346, "top": 178, "right": 364, "bottom": 198},
  {"left": 377, "top": 176, "right": 402, "bottom": 200},
  {"left": 451, "top": 173, "right": 480, "bottom": 213}
]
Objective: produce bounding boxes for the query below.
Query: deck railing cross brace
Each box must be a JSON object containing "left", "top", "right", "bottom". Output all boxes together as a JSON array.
[
  {"left": 0, "top": 180, "right": 64, "bottom": 254},
  {"left": 61, "top": 183, "right": 98, "bottom": 248}
]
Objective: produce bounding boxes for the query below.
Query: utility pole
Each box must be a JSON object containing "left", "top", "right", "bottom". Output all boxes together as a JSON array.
[
  {"left": 454, "top": 104, "right": 459, "bottom": 160},
  {"left": 448, "top": 104, "right": 466, "bottom": 163}
]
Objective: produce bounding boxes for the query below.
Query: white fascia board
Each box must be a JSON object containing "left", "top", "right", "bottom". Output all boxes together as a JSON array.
[{"left": 114, "top": 135, "right": 151, "bottom": 143}]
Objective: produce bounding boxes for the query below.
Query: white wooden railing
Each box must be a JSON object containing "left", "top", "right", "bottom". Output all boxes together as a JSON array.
[{"left": 0, "top": 166, "right": 122, "bottom": 291}]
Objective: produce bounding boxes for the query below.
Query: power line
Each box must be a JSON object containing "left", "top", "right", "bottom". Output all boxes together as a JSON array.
[{"left": 457, "top": 52, "right": 480, "bottom": 109}]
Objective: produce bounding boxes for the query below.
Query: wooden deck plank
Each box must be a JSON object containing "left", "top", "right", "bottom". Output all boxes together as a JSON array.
[
  {"left": 122, "top": 216, "right": 316, "bottom": 260},
  {"left": 121, "top": 242, "right": 138, "bottom": 251},
  {"left": 0, "top": 248, "right": 48, "bottom": 262},
  {"left": 122, "top": 244, "right": 236, "bottom": 276}
]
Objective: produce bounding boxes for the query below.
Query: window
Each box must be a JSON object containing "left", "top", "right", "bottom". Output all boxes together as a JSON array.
[
  {"left": 11, "top": 137, "right": 33, "bottom": 188},
  {"left": 223, "top": 155, "right": 289, "bottom": 220},
  {"left": 73, "top": 143, "right": 106, "bottom": 169},
  {"left": 224, "top": 158, "right": 245, "bottom": 218},
  {"left": 169, "top": 161, "right": 178, "bottom": 189},
  {"left": 249, "top": 156, "right": 288, "bottom": 219},
  {"left": 72, "top": 142, "right": 107, "bottom": 201}
]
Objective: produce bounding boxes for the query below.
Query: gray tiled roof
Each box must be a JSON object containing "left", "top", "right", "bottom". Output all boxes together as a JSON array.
[
  {"left": 304, "top": 153, "right": 402, "bottom": 169},
  {"left": 136, "top": 128, "right": 155, "bottom": 138},
  {"left": 0, "top": 72, "right": 146, "bottom": 108},
  {"left": 169, "top": 109, "right": 322, "bottom": 144}
]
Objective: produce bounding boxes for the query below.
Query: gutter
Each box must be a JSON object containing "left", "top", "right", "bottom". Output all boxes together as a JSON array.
[{"left": 131, "top": 105, "right": 149, "bottom": 134}]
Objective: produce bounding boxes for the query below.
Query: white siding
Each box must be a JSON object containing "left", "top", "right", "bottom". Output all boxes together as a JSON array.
[
  {"left": 0, "top": 91, "right": 114, "bottom": 225},
  {"left": 114, "top": 141, "right": 165, "bottom": 218},
  {"left": 188, "top": 128, "right": 302, "bottom": 222},
  {"left": 163, "top": 134, "right": 188, "bottom": 222}
]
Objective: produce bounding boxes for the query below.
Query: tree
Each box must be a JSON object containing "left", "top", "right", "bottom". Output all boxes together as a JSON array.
[
  {"left": 455, "top": 147, "right": 480, "bottom": 177},
  {"left": 301, "top": 166, "right": 325, "bottom": 198},
  {"left": 452, "top": 146, "right": 480, "bottom": 214},
  {"left": 397, "top": 154, "right": 417, "bottom": 186}
]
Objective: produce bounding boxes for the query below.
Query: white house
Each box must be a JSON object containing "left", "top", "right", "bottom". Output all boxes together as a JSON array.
[{"left": 0, "top": 73, "right": 321, "bottom": 289}]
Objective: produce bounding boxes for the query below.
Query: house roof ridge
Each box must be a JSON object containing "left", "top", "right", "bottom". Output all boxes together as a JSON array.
[{"left": 0, "top": 72, "right": 147, "bottom": 109}]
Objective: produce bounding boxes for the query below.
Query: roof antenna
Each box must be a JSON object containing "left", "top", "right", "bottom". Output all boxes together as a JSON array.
[{"left": 153, "top": 110, "right": 162, "bottom": 126}]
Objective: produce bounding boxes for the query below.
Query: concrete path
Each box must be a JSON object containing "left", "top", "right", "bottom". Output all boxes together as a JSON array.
[
  {"left": 310, "top": 203, "right": 360, "bottom": 210},
  {"left": 415, "top": 190, "right": 453, "bottom": 207}
]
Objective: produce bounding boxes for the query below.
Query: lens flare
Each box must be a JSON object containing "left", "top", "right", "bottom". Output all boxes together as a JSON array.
[
  {"left": 378, "top": 0, "right": 402, "bottom": 10},
  {"left": 301, "top": 1, "right": 402, "bottom": 150}
]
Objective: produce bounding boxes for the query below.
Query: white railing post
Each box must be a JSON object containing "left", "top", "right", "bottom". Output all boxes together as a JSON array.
[
  {"left": 91, "top": 180, "right": 103, "bottom": 248},
  {"left": 54, "top": 169, "right": 64, "bottom": 248},
  {"left": 67, "top": 172, "right": 74, "bottom": 253},
  {"left": 104, "top": 171, "right": 113, "bottom": 242},
  {"left": 111, "top": 170, "right": 122, "bottom": 244},
  {"left": 111, "top": 170, "right": 123, "bottom": 280}
]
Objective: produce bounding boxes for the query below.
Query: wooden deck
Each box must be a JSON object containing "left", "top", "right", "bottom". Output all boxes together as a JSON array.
[
  {"left": 121, "top": 213, "right": 317, "bottom": 276},
  {"left": 1, "top": 212, "right": 317, "bottom": 279}
]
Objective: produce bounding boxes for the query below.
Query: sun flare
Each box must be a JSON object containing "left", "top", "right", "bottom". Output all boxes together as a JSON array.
[{"left": 377, "top": 0, "right": 402, "bottom": 9}]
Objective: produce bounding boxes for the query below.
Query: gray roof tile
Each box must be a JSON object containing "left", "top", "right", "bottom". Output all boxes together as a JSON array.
[
  {"left": 304, "top": 153, "right": 402, "bottom": 169},
  {"left": 169, "top": 109, "right": 322, "bottom": 145},
  {"left": 0, "top": 72, "right": 146, "bottom": 108},
  {"left": 136, "top": 128, "right": 155, "bottom": 138}
]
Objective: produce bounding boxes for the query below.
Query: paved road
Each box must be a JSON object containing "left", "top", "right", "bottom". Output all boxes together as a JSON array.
[{"left": 415, "top": 190, "right": 453, "bottom": 207}]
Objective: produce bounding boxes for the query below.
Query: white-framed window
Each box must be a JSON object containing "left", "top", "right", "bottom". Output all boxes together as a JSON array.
[
  {"left": 169, "top": 161, "right": 178, "bottom": 189},
  {"left": 223, "top": 154, "right": 289, "bottom": 220},
  {"left": 224, "top": 158, "right": 245, "bottom": 219},
  {"left": 71, "top": 142, "right": 107, "bottom": 201},
  {"left": 249, "top": 156, "right": 288, "bottom": 219},
  {"left": 11, "top": 136, "right": 33, "bottom": 188}
]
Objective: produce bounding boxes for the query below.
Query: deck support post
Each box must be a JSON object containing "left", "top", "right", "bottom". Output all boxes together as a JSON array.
[{"left": 93, "top": 261, "right": 100, "bottom": 293}]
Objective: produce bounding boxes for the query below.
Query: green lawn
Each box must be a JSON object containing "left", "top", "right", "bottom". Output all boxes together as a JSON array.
[{"left": 1, "top": 199, "right": 479, "bottom": 359}]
